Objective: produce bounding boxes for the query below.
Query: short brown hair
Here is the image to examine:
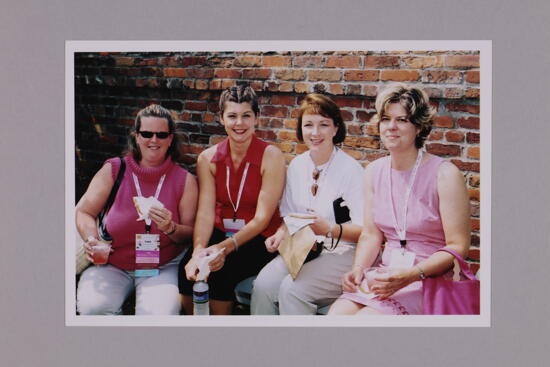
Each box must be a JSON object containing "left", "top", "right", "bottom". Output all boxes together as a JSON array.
[
  {"left": 218, "top": 85, "right": 259, "bottom": 116},
  {"left": 296, "top": 93, "right": 346, "bottom": 144},
  {"left": 373, "top": 83, "right": 435, "bottom": 149},
  {"left": 125, "top": 104, "right": 180, "bottom": 162}
]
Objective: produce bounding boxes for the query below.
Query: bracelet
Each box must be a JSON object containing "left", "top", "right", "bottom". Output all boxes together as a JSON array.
[
  {"left": 352, "top": 264, "right": 364, "bottom": 271},
  {"left": 229, "top": 235, "right": 238, "bottom": 252},
  {"left": 335, "top": 224, "right": 343, "bottom": 247},
  {"left": 85, "top": 235, "right": 97, "bottom": 243},
  {"left": 416, "top": 264, "right": 426, "bottom": 280},
  {"left": 163, "top": 222, "right": 176, "bottom": 236}
]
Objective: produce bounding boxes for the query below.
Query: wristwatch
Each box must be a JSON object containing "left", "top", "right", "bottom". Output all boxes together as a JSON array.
[{"left": 86, "top": 235, "right": 97, "bottom": 243}]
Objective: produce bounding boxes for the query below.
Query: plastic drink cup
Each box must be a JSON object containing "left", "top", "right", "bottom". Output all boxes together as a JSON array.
[
  {"left": 365, "top": 267, "right": 388, "bottom": 291},
  {"left": 91, "top": 243, "right": 111, "bottom": 265}
]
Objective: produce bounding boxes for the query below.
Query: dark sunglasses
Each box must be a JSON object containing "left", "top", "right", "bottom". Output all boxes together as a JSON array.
[
  {"left": 311, "top": 168, "right": 321, "bottom": 196},
  {"left": 138, "top": 131, "right": 171, "bottom": 139}
]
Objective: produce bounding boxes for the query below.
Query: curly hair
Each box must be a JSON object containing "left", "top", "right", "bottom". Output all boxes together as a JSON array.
[
  {"left": 296, "top": 93, "right": 346, "bottom": 144},
  {"left": 373, "top": 83, "right": 435, "bottom": 149},
  {"left": 125, "top": 104, "right": 180, "bottom": 162}
]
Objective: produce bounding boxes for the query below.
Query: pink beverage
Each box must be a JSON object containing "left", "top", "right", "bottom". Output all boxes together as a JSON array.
[{"left": 92, "top": 243, "right": 111, "bottom": 265}]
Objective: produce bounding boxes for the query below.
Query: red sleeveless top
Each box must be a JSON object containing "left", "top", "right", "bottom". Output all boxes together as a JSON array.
[{"left": 211, "top": 135, "right": 281, "bottom": 238}]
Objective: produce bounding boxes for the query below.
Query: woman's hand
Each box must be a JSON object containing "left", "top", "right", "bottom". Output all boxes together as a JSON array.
[
  {"left": 308, "top": 211, "right": 332, "bottom": 236},
  {"left": 184, "top": 248, "right": 208, "bottom": 281},
  {"left": 265, "top": 227, "right": 285, "bottom": 253},
  {"left": 342, "top": 267, "right": 365, "bottom": 293},
  {"left": 149, "top": 206, "right": 173, "bottom": 233},
  {"left": 205, "top": 244, "right": 227, "bottom": 272},
  {"left": 369, "top": 268, "right": 418, "bottom": 299},
  {"left": 83, "top": 237, "right": 114, "bottom": 264}
]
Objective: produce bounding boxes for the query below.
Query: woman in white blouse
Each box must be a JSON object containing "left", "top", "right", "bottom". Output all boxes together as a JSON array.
[{"left": 251, "top": 94, "right": 365, "bottom": 315}]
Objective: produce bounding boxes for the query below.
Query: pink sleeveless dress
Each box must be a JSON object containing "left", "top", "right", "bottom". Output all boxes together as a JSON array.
[{"left": 341, "top": 154, "right": 450, "bottom": 314}]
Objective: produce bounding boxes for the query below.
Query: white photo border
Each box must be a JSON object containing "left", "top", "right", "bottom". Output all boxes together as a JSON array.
[{"left": 66, "top": 40, "right": 491, "bottom": 327}]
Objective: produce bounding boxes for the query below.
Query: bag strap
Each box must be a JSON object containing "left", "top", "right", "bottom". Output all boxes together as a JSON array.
[
  {"left": 98, "top": 157, "right": 126, "bottom": 221},
  {"left": 435, "top": 248, "right": 477, "bottom": 280}
]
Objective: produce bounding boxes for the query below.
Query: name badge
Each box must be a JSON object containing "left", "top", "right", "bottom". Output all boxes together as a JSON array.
[
  {"left": 135, "top": 233, "right": 160, "bottom": 277},
  {"left": 223, "top": 218, "right": 245, "bottom": 236},
  {"left": 389, "top": 248, "right": 416, "bottom": 268}
]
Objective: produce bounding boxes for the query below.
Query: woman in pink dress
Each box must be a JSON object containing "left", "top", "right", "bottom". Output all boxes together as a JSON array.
[{"left": 329, "top": 83, "right": 471, "bottom": 315}]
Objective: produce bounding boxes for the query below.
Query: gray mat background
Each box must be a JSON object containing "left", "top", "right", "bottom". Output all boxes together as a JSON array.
[{"left": 2, "top": 0, "right": 549, "bottom": 366}]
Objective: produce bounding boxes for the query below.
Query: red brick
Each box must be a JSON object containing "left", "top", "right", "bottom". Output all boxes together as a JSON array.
[
  {"left": 329, "top": 83, "right": 345, "bottom": 95},
  {"left": 451, "top": 159, "right": 480, "bottom": 172},
  {"left": 467, "top": 146, "right": 480, "bottom": 159},
  {"left": 203, "top": 112, "right": 216, "bottom": 123},
  {"left": 243, "top": 68, "right": 271, "bottom": 79},
  {"left": 279, "top": 82, "right": 294, "bottom": 92},
  {"left": 469, "top": 188, "right": 480, "bottom": 202},
  {"left": 471, "top": 234, "right": 480, "bottom": 247},
  {"left": 426, "top": 143, "right": 461, "bottom": 156},
  {"left": 380, "top": 70, "right": 419, "bottom": 81},
  {"left": 467, "top": 132, "right": 480, "bottom": 144},
  {"left": 344, "top": 70, "right": 379, "bottom": 81},
  {"left": 347, "top": 124, "right": 363, "bottom": 135},
  {"left": 185, "top": 101, "right": 208, "bottom": 111},
  {"left": 365, "top": 124, "right": 379, "bottom": 136},
  {"left": 433, "top": 115, "right": 454, "bottom": 128},
  {"left": 196, "top": 80, "right": 209, "bottom": 90},
  {"left": 210, "top": 136, "right": 226, "bottom": 145},
  {"left": 263, "top": 56, "right": 291, "bottom": 67},
  {"left": 250, "top": 81, "right": 264, "bottom": 91},
  {"left": 458, "top": 117, "right": 480, "bottom": 129},
  {"left": 471, "top": 218, "right": 480, "bottom": 232},
  {"left": 268, "top": 118, "right": 284, "bottom": 128},
  {"left": 214, "top": 68, "right": 241, "bottom": 78},
  {"left": 294, "top": 82, "right": 310, "bottom": 93},
  {"left": 446, "top": 103, "right": 480, "bottom": 114},
  {"left": 234, "top": 56, "right": 261, "bottom": 67},
  {"left": 261, "top": 106, "right": 288, "bottom": 118},
  {"left": 181, "top": 144, "right": 205, "bottom": 155},
  {"left": 366, "top": 151, "right": 389, "bottom": 161},
  {"left": 209, "top": 79, "right": 222, "bottom": 90},
  {"left": 469, "top": 174, "right": 480, "bottom": 187},
  {"left": 428, "top": 130, "right": 443, "bottom": 141},
  {"left": 293, "top": 56, "right": 324, "bottom": 67},
  {"left": 341, "top": 110, "right": 353, "bottom": 121},
  {"left": 445, "top": 131, "right": 465, "bottom": 142},
  {"left": 284, "top": 118, "right": 298, "bottom": 129},
  {"left": 469, "top": 262, "right": 480, "bottom": 275},
  {"left": 271, "top": 95, "right": 296, "bottom": 106},
  {"left": 182, "top": 57, "right": 207, "bottom": 66},
  {"left": 422, "top": 70, "right": 462, "bottom": 83},
  {"left": 468, "top": 248, "right": 480, "bottom": 261},
  {"left": 274, "top": 69, "right": 305, "bottom": 80},
  {"left": 255, "top": 129, "right": 277, "bottom": 140},
  {"left": 466, "top": 71, "right": 480, "bottom": 83},
  {"left": 362, "top": 85, "right": 378, "bottom": 97},
  {"left": 277, "top": 130, "right": 298, "bottom": 142},
  {"left": 424, "top": 87, "right": 443, "bottom": 98},
  {"left": 356, "top": 110, "right": 374, "bottom": 122},
  {"left": 333, "top": 97, "right": 363, "bottom": 108},
  {"left": 163, "top": 68, "right": 187, "bottom": 77},
  {"left": 402, "top": 56, "right": 443, "bottom": 68},
  {"left": 159, "top": 57, "right": 179, "bottom": 66},
  {"left": 272, "top": 141, "right": 294, "bottom": 153},
  {"left": 445, "top": 55, "right": 480, "bottom": 68},
  {"left": 308, "top": 69, "right": 341, "bottom": 81},
  {"left": 187, "top": 68, "right": 214, "bottom": 79},
  {"left": 444, "top": 87, "right": 464, "bottom": 99},
  {"left": 341, "top": 148, "right": 364, "bottom": 160},
  {"left": 116, "top": 57, "right": 134, "bottom": 66},
  {"left": 345, "top": 84, "right": 362, "bottom": 95},
  {"left": 365, "top": 56, "right": 399, "bottom": 68},
  {"left": 465, "top": 88, "right": 480, "bottom": 98},
  {"left": 221, "top": 79, "right": 236, "bottom": 89},
  {"left": 344, "top": 136, "right": 380, "bottom": 149},
  {"left": 470, "top": 201, "right": 480, "bottom": 216},
  {"left": 326, "top": 56, "right": 361, "bottom": 68}
]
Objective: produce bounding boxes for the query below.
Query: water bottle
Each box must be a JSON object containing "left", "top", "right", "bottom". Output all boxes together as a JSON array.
[{"left": 192, "top": 280, "right": 209, "bottom": 315}]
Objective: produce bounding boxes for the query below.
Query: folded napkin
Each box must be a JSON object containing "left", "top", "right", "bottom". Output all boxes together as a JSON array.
[{"left": 133, "top": 196, "right": 164, "bottom": 222}]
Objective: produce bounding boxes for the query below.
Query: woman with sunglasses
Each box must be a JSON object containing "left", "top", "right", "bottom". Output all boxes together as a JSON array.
[
  {"left": 329, "top": 83, "right": 470, "bottom": 315},
  {"left": 251, "top": 93, "right": 364, "bottom": 315},
  {"left": 76, "top": 104, "right": 198, "bottom": 315},
  {"left": 179, "top": 85, "right": 286, "bottom": 315}
]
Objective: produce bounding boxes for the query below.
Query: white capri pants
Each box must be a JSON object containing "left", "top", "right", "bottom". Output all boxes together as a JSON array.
[
  {"left": 251, "top": 246, "right": 354, "bottom": 315},
  {"left": 77, "top": 252, "right": 184, "bottom": 315}
]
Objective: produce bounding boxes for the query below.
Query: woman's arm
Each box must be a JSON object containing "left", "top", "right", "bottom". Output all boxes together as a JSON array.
[
  {"left": 75, "top": 162, "right": 114, "bottom": 240},
  {"left": 209, "top": 145, "right": 286, "bottom": 257},
  {"left": 158, "top": 172, "right": 198, "bottom": 244},
  {"left": 341, "top": 165, "right": 385, "bottom": 292}
]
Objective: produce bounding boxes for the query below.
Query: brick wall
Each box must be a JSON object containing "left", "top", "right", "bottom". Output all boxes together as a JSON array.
[{"left": 74, "top": 50, "right": 481, "bottom": 271}]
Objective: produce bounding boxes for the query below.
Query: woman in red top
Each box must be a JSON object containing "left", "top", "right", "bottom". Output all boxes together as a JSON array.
[{"left": 179, "top": 85, "right": 286, "bottom": 315}]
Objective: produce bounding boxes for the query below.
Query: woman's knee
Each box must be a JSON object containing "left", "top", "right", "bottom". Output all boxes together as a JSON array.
[
  {"left": 136, "top": 284, "right": 181, "bottom": 315},
  {"left": 77, "top": 290, "right": 123, "bottom": 315}
]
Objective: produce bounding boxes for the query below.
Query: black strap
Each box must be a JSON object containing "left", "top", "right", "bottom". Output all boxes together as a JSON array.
[{"left": 97, "top": 157, "right": 126, "bottom": 240}]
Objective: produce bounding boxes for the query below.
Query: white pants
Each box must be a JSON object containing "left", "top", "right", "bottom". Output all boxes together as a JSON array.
[
  {"left": 251, "top": 247, "right": 354, "bottom": 315},
  {"left": 77, "top": 253, "right": 183, "bottom": 315}
]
